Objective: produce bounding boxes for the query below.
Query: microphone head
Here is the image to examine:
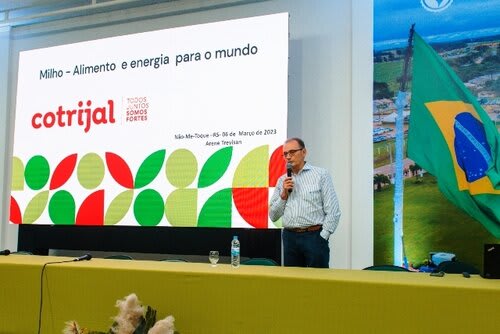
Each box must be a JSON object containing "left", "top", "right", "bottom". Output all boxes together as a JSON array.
[
  {"left": 74, "top": 253, "right": 92, "bottom": 261},
  {"left": 286, "top": 162, "right": 293, "bottom": 193},
  {"left": 286, "top": 162, "right": 293, "bottom": 177}
]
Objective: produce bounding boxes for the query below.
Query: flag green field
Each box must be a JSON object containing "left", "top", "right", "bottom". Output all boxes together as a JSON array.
[{"left": 407, "top": 32, "right": 500, "bottom": 238}]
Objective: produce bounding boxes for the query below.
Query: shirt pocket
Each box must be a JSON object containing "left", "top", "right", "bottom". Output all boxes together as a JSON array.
[{"left": 305, "top": 187, "right": 322, "bottom": 205}]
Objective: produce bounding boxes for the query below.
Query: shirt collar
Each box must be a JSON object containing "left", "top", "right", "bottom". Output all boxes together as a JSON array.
[{"left": 296, "top": 161, "right": 311, "bottom": 174}]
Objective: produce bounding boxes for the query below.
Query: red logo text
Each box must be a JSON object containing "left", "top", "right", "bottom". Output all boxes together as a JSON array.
[{"left": 32, "top": 100, "right": 115, "bottom": 133}]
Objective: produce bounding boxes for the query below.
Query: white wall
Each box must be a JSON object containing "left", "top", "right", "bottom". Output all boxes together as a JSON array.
[
  {"left": 0, "top": 0, "right": 373, "bottom": 269},
  {"left": 0, "top": 26, "right": 13, "bottom": 250}
]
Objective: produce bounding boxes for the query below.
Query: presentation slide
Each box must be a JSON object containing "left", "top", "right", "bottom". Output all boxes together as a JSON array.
[{"left": 10, "top": 12, "right": 289, "bottom": 229}]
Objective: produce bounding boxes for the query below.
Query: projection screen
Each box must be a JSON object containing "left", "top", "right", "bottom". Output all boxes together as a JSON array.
[{"left": 11, "top": 12, "right": 289, "bottom": 229}]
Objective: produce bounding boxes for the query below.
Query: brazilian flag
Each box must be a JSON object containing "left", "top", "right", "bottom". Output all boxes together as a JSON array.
[{"left": 407, "top": 32, "right": 500, "bottom": 238}]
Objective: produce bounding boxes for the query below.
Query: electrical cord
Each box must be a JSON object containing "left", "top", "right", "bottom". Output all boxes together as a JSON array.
[{"left": 37, "top": 254, "right": 92, "bottom": 334}]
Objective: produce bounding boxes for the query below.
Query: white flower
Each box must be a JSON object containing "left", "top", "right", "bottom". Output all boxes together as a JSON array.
[
  {"left": 62, "top": 320, "right": 82, "bottom": 334},
  {"left": 112, "top": 293, "right": 145, "bottom": 334},
  {"left": 147, "top": 315, "right": 176, "bottom": 334}
]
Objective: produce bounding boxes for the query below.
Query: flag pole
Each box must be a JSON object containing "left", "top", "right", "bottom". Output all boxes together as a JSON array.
[
  {"left": 399, "top": 24, "right": 415, "bottom": 92},
  {"left": 393, "top": 24, "right": 415, "bottom": 268}
]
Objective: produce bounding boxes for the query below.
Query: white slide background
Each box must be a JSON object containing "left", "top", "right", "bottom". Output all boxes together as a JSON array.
[{"left": 12, "top": 12, "right": 288, "bottom": 227}]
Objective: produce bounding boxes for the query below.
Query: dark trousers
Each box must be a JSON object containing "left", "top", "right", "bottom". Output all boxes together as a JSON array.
[{"left": 282, "top": 229, "right": 330, "bottom": 268}]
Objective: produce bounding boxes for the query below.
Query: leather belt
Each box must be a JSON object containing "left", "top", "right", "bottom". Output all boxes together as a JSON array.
[{"left": 286, "top": 225, "right": 322, "bottom": 233}]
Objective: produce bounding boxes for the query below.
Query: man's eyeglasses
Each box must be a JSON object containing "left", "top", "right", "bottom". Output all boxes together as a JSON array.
[{"left": 283, "top": 148, "right": 303, "bottom": 157}]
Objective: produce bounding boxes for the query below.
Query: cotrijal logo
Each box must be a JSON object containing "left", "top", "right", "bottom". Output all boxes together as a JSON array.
[
  {"left": 421, "top": 0, "right": 453, "bottom": 12},
  {"left": 31, "top": 99, "right": 116, "bottom": 133}
]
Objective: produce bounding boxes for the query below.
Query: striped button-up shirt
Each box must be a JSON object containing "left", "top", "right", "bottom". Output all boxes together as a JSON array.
[{"left": 269, "top": 162, "right": 341, "bottom": 240}]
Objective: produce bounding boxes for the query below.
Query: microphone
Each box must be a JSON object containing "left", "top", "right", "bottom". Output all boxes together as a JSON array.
[
  {"left": 286, "top": 162, "right": 293, "bottom": 193},
  {"left": 0, "top": 249, "right": 10, "bottom": 255},
  {"left": 73, "top": 253, "right": 92, "bottom": 261}
]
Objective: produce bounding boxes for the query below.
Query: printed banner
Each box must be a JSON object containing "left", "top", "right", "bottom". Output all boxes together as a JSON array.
[{"left": 373, "top": 0, "right": 500, "bottom": 269}]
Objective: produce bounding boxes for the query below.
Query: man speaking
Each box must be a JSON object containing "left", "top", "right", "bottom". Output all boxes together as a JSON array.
[{"left": 269, "top": 137, "right": 341, "bottom": 268}]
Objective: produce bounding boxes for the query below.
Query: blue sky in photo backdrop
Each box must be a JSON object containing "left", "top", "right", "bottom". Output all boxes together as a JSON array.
[{"left": 374, "top": 0, "right": 500, "bottom": 50}]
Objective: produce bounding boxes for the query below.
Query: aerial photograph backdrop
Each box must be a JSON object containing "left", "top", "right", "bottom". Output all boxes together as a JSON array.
[{"left": 373, "top": 0, "right": 499, "bottom": 271}]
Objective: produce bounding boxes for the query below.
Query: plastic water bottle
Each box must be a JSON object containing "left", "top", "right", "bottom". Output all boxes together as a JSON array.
[{"left": 231, "top": 236, "right": 240, "bottom": 268}]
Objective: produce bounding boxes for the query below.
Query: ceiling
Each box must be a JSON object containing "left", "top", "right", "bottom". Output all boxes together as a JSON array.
[{"left": 0, "top": 0, "right": 177, "bottom": 28}]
